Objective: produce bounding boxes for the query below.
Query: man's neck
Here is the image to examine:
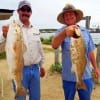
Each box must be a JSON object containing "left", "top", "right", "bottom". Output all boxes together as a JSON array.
[{"left": 22, "top": 20, "right": 30, "bottom": 27}]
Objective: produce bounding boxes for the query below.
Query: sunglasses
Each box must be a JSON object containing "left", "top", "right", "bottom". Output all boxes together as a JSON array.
[{"left": 20, "top": 8, "right": 32, "bottom": 12}]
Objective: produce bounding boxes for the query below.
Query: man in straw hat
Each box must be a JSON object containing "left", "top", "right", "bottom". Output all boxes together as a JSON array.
[{"left": 52, "top": 3, "right": 99, "bottom": 100}]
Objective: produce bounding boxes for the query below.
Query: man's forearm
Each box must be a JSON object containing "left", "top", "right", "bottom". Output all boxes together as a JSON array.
[
  {"left": 52, "top": 29, "right": 66, "bottom": 49},
  {"left": 89, "top": 50, "right": 98, "bottom": 69}
]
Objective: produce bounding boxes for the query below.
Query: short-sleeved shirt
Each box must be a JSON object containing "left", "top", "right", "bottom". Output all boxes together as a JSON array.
[
  {"left": 56, "top": 26, "right": 95, "bottom": 82},
  {"left": 17, "top": 20, "right": 44, "bottom": 67}
]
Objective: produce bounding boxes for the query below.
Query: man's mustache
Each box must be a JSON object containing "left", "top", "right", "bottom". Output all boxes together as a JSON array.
[{"left": 22, "top": 14, "right": 29, "bottom": 18}]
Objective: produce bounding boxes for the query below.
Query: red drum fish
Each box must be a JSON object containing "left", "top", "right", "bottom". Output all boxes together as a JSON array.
[
  {"left": 5, "top": 20, "right": 27, "bottom": 98},
  {"left": 70, "top": 28, "right": 87, "bottom": 90}
]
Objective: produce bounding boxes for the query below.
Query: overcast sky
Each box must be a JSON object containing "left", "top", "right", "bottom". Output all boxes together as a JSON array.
[{"left": 0, "top": 0, "right": 100, "bottom": 29}]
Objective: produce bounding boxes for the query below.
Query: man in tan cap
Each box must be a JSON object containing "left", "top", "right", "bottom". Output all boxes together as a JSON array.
[
  {"left": 0, "top": 0, "right": 45, "bottom": 100},
  {"left": 52, "top": 3, "right": 99, "bottom": 100}
]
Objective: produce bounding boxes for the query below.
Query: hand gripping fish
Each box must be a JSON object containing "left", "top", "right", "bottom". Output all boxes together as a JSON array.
[
  {"left": 70, "top": 28, "right": 87, "bottom": 90},
  {"left": 5, "top": 20, "right": 27, "bottom": 98}
]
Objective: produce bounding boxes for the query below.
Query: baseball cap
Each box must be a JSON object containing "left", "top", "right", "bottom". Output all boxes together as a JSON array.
[{"left": 18, "top": 0, "right": 31, "bottom": 10}]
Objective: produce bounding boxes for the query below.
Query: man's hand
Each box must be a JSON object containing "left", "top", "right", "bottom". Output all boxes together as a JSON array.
[
  {"left": 65, "top": 25, "right": 80, "bottom": 38},
  {"left": 2, "top": 25, "right": 9, "bottom": 38},
  {"left": 40, "top": 67, "right": 45, "bottom": 78},
  {"left": 94, "top": 67, "right": 100, "bottom": 79}
]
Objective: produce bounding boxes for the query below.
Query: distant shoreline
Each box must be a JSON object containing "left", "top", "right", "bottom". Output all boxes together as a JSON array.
[{"left": 40, "top": 32, "right": 100, "bottom": 45}]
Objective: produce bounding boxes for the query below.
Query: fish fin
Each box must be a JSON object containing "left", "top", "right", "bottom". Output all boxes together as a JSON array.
[
  {"left": 76, "top": 80, "right": 87, "bottom": 90},
  {"left": 8, "top": 44, "right": 16, "bottom": 55},
  {"left": 22, "top": 43, "right": 27, "bottom": 53},
  {"left": 15, "top": 86, "right": 27, "bottom": 99},
  {"left": 71, "top": 64, "right": 79, "bottom": 82},
  {"left": 71, "top": 64, "right": 77, "bottom": 73},
  {"left": 13, "top": 43, "right": 17, "bottom": 52}
]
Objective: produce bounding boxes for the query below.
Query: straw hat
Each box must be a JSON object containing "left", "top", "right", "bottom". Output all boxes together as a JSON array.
[{"left": 57, "top": 4, "right": 83, "bottom": 24}]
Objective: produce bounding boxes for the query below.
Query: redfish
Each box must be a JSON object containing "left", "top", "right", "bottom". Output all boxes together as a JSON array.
[
  {"left": 70, "top": 28, "right": 87, "bottom": 90},
  {"left": 5, "top": 20, "right": 27, "bottom": 98}
]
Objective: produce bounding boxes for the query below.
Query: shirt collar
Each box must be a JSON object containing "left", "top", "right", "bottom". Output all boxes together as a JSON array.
[{"left": 17, "top": 20, "right": 33, "bottom": 28}]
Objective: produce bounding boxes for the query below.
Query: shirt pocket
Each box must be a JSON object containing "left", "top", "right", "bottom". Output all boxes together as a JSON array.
[{"left": 32, "top": 35, "right": 40, "bottom": 41}]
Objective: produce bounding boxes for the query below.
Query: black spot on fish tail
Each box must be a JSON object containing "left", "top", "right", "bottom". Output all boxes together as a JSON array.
[
  {"left": 15, "top": 86, "right": 27, "bottom": 99},
  {"left": 76, "top": 80, "right": 87, "bottom": 90}
]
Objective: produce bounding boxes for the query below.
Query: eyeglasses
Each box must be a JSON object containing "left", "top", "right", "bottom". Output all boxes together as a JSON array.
[{"left": 20, "top": 8, "right": 32, "bottom": 12}]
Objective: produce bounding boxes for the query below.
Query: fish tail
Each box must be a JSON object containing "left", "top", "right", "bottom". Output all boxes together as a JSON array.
[
  {"left": 15, "top": 86, "right": 27, "bottom": 99},
  {"left": 76, "top": 80, "right": 87, "bottom": 90}
]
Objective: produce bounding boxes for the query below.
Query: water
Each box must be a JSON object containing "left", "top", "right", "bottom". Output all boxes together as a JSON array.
[
  {"left": 90, "top": 33, "right": 100, "bottom": 45},
  {"left": 40, "top": 32, "right": 100, "bottom": 45},
  {"left": 40, "top": 32, "right": 55, "bottom": 38}
]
